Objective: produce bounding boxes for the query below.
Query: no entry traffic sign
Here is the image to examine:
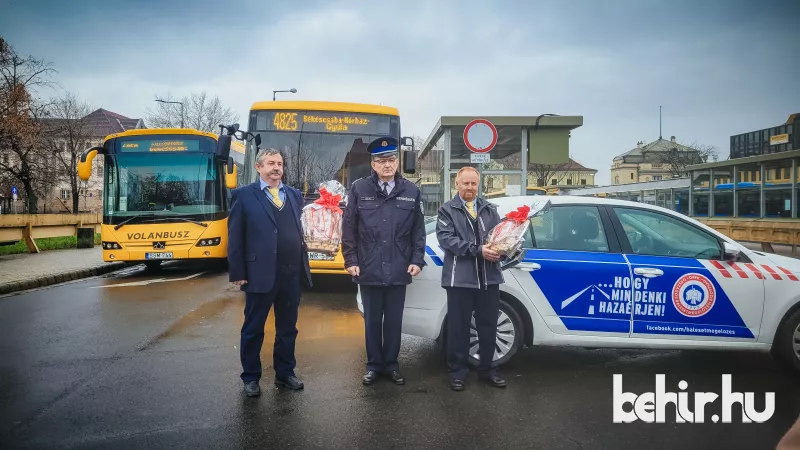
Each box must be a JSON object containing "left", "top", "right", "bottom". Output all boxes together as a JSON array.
[{"left": 463, "top": 119, "right": 498, "bottom": 153}]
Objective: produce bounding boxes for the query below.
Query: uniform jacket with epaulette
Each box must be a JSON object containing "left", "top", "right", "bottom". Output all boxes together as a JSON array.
[{"left": 342, "top": 172, "right": 426, "bottom": 286}]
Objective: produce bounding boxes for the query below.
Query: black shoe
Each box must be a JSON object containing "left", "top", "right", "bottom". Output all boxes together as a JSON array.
[
  {"left": 362, "top": 370, "right": 378, "bottom": 385},
  {"left": 449, "top": 379, "right": 465, "bottom": 391},
  {"left": 275, "top": 375, "right": 304, "bottom": 390},
  {"left": 243, "top": 380, "right": 261, "bottom": 397},
  {"left": 389, "top": 370, "right": 405, "bottom": 385},
  {"left": 481, "top": 373, "right": 507, "bottom": 388}
]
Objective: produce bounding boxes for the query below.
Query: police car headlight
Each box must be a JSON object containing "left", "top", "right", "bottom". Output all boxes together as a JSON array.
[{"left": 197, "top": 237, "right": 221, "bottom": 247}]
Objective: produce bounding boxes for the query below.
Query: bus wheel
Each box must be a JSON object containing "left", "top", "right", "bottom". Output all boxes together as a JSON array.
[{"left": 144, "top": 260, "right": 163, "bottom": 270}]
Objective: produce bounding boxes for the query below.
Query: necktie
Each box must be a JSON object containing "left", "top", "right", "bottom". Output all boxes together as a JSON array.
[
  {"left": 465, "top": 201, "right": 476, "bottom": 219},
  {"left": 267, "top": 187, "right": 282, "bottom": 208},
  {"left": 382, "top": 182, "right": 389, "bottom": 196}
]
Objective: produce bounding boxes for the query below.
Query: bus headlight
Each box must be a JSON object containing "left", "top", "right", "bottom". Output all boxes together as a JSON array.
[
  {"left": 196, "top": 237, "right": 221, "bottom": 247},
  {"left": 102, "top": 241, "right": 122, "bottom": 250}
]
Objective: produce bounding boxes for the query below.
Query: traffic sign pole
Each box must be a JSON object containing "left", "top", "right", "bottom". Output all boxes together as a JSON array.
[{"left": 463, "top": 119, "right": 498, "bottom": 198}]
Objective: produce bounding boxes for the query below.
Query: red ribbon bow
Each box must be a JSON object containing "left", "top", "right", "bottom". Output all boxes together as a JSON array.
[
  {"left": 504, "top": 205, "right": 530, "bottom": 222},
  {"left": 314, "top": 187, "right": 342, "bottom": 213}
]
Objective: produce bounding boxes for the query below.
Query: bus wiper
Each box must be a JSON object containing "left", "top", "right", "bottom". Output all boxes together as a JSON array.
[
  {"left": 113, "top": 214, "right": 158, "bottom": 230},
  {"left": 148, "top": 216, "right": 209, "bottom": 227}
]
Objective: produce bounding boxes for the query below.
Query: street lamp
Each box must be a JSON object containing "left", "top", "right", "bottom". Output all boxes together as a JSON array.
[
  {"left": 155, "top": 99, "right": 185, "bottom": 128},
  {"left": 272, "top": 88, "right": 297, "bottom": 101}
]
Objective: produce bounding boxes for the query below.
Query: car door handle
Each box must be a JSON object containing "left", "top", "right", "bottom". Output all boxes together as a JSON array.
[
  {"left": 634, "top": 267, "right": 664, "bottom": 278},
  {"left": 515, "top": 263, "right": 541, "bottom": 271}
]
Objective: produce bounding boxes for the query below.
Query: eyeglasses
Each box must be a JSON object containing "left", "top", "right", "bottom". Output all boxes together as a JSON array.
[{"left": 373, "top": 158, "right": 398, "bottom": 166}]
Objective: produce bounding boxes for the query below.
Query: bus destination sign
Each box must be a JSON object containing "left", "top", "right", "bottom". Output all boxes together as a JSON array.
[{"left": 257, "top": 110, "right": 391, "bottom": 135}]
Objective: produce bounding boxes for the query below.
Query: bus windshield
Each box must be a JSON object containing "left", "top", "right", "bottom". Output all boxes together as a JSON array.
[
  {"left": 245, "top": 110, "right": 400, "bottom": 195},
  {"left": 103, "top": 152, "right": 224, "bottom": 221}
]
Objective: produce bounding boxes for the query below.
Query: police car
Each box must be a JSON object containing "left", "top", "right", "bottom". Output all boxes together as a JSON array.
[{"left": 356, "top": 195, "right": 800, "bottom": 372}]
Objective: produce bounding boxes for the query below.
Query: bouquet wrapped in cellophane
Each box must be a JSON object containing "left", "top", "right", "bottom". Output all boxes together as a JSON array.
[
  {"left": 483, "top": 204, "right": 532, "bottom": 258},
  {"left": 301, "top": 181, "right": 346, "bottom": 256}
]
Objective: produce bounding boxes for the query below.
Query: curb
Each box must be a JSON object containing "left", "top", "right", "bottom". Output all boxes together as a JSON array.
[{"left": 0, "top": 262, "right": 137, "bottom": 296}]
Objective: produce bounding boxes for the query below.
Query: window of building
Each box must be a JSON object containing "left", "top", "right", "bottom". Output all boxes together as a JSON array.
[
  {"left": 566, "top": 178, "right": 572, "bottom": 185},
  {"left": 651, "top": 163, "right": 663, "bottom": 168},
  {"left": 550, "top": 179, "right": 557, "bottom": 186},
  {"left": 581, "top": 179, "right": 587, "bottom": 185},
  {"left": 653, "top": 175, "right": 662, "bottom": 181},
  {"left": 60, "top": 189, "right": 70, "bottom": 200},
  {"left": 614, "top": 176, "right": 619, "bottom": 184},
  {"left": 630, "top": 173, "right": 634, "bottom": 180},
  {"left": 96, "top": 164, "right": 104, "bottom": 176}
]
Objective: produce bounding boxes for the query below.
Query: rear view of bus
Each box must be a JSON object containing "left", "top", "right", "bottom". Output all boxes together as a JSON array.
[
  {"left": 78, "top": 129, "right": 239, "bottom": 268},
  {"left": 243, "top": 101, "right": 414, "bottom": 274}
]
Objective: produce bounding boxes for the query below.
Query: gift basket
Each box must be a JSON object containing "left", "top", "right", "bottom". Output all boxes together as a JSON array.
[
  {"left": 484, "top": 201, "right": 550, "bottom": 258},
  {"left": 301, "top": 180, "right": 346, "bottom": 255}
]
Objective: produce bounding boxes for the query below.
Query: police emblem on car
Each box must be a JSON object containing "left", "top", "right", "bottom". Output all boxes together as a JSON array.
[{"left": 672, "top": 273, "right": 716, "bottom": 317}]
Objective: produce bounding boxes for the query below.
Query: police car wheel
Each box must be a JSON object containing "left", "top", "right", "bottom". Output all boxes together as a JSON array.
[
  {"left": 774, "top": 308, "right": 800, "bottom": 372},
  {"left": 467, "top": 299, "right": 523, "bottom": 368}
]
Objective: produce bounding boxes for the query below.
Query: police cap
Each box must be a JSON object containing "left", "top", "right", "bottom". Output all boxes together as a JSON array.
[{"left": 366, "top": 136, "right": 399, "bottom": 159}]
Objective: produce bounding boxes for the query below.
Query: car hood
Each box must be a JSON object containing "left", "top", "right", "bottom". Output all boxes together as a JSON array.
[{"left": 754, "top": 251, "right": 800, "bottom": 274}]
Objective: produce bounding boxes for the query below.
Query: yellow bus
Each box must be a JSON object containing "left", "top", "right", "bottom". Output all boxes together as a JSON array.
[
  {"left": 77, "top": 128, "right": 241, "bottom": 268},
  {"left": 241, "top": 100, "right": 415, "bottom": 274}
]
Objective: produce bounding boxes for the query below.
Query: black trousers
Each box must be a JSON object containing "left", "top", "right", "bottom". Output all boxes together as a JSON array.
[
  {"left": 445, "top": 285, "right": 500, "bottom": 380},
  {"left": 240, "top": 265, "right": 301, "bottom": 382},
  {"left": 360, "top": 284, "right": 406, "bottom": 373}
]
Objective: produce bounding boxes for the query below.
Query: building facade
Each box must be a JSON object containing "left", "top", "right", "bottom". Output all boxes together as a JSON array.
[
  {"left": 0, "top": 108, "right": 143, "bottom": 214},
  {"left": 610, "top": 136, "right": 701, "bottom": 185}
]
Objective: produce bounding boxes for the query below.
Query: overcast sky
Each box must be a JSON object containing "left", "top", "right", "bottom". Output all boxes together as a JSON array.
[{"left": 2, "top": 0, "right": 798, "bottom": 184}]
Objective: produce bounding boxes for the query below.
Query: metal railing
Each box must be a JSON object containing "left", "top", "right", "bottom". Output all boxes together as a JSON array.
[{"left": 0, "top": 213, "right": 101, "bottom": 253}]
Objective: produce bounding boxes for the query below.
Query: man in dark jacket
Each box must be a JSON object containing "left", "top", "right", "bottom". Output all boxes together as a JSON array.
[
  {"left": 341, "top": 136, "right": 426, "bottom": 386},
  {"left": 436, "top": 166, "right": 507, "bottom": 391},
  {"left": 228, "top": 149, "right": 312, "bottom": 397}
]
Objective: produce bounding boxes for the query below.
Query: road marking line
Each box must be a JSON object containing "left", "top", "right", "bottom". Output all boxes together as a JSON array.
[{"left": 93, "top": 271, "right": 207, "bottom": 288}]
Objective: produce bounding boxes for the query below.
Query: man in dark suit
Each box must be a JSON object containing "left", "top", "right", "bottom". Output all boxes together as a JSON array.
[{"left": 228, "top": 148, "right": 313, "bottom": 397}]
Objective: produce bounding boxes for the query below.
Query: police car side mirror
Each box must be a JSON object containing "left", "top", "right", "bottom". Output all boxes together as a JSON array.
[
  {"left": 722, "top": 242, "right": 741, "bottom": 261},
  {"left": 403, "top": 150, "right": 416, "bottom": 174}
]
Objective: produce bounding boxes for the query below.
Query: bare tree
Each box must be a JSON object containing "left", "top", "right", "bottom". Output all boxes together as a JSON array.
[
  {"left": 41, "top": 92, "right": 94, "bottom": 213},
  {"left": 0, "top": 36, "right": 56, "bottom": 212},
  {"left": 528, "top": 157, "right": 576, "bottom": 187},
  {"left": 145, "top": 91, "right": 239, "bottom": 132},
  {"left": 653, "top": 142, "right": 718, "bottom": 178}
]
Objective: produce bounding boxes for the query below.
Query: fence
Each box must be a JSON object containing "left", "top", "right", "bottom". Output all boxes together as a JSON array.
[{"left": 0, "top": 213, "right": 102, "bottom": 253}]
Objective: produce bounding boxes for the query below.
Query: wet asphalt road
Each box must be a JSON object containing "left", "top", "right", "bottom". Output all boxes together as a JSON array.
[{"left": 0, "top": 262, "right": 799, "bottom": 449}]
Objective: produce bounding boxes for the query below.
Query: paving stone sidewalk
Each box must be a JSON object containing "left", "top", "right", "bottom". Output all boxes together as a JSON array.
[{"left": 0, "top": 248, "right": 131, "bottom": 295}]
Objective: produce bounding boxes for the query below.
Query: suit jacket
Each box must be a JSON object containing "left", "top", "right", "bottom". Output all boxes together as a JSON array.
[{"left": 227, "top": 181, "right": 313, "bottom": 293}]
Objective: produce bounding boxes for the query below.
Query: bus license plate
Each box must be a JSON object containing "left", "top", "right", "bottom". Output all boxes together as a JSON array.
[
  {"left": 308, "top": 252, "right": 334, "bottom": 261},
  {"left": 146, "top": 252, "right": 173, "bottom": 260}
]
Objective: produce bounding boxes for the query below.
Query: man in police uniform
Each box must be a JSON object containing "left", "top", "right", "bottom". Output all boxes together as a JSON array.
[{"left": 342, "top": 137, "right": 426, "bottom": 386}]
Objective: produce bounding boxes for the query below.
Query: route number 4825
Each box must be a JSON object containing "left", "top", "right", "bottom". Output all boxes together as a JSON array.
[{"left": 274, "top": 112, "right": 299, "bottom": 131}]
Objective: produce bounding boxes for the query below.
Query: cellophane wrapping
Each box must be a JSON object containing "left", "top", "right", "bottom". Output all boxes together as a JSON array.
[
  {"left": 484, "top": 219, "right": 528, "bottom": 258},
  {"left": 301, "top": 181, "right": 346, "bottom": 255}
]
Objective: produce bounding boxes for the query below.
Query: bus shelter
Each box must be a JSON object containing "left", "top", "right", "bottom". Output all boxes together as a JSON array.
[{"left": 416, "top": 115, "right": 583, "bottom": 216}]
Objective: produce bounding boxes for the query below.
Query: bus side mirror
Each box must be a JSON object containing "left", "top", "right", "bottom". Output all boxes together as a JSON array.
[
  {"left": 401, "top": 136, "right": 414, "bottom": 148},
  {"left": 403, "top": 150, "right": 416, "bottom": 174},
  {"left": 78, "top": 146, "right": 104, "bottom": 181},
  {"left": 216, "top": 134, "right": 232, "bottom": 161},
  {"left": 254, "top": 134, "right": 261, "bottom": 149},
  {"left": 225, "top": 157, "right": 237, "bottom": 189}
]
